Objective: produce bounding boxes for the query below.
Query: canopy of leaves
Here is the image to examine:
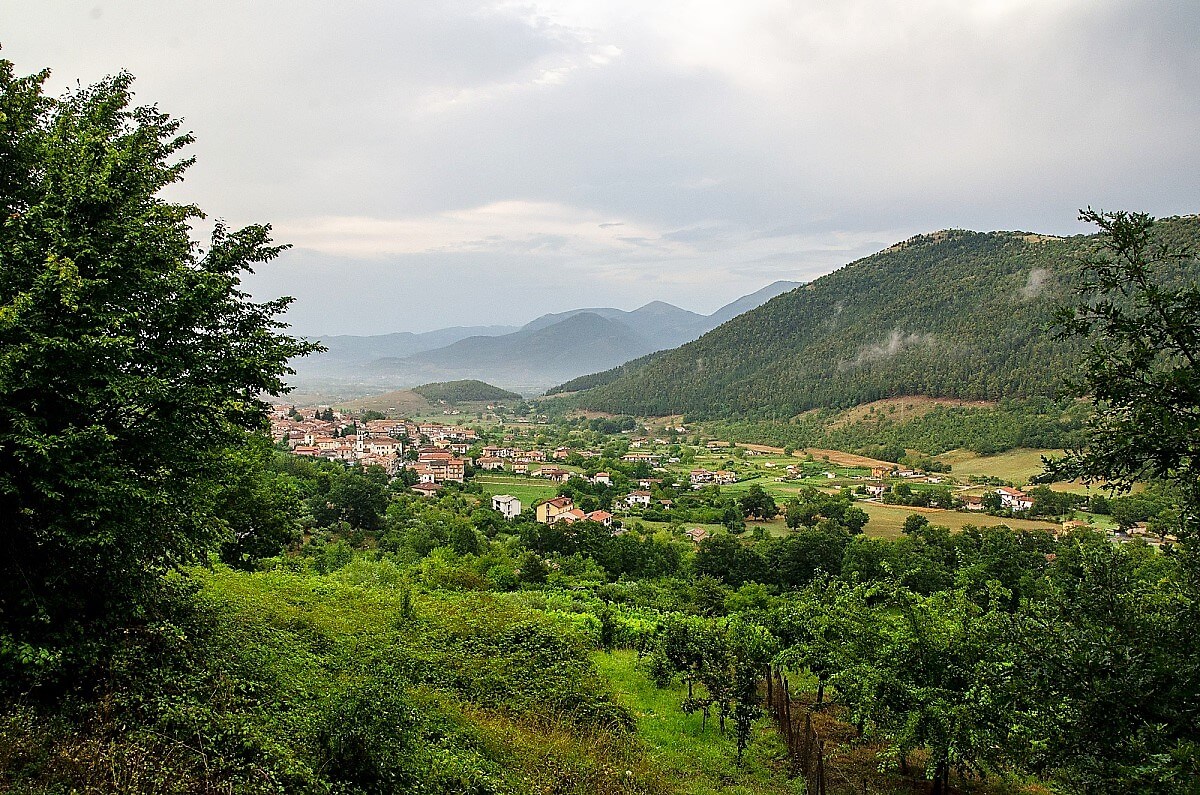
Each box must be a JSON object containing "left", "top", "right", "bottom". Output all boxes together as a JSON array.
[
  {"left": 1043, "top": 209, "right": 1200, "bottom": 550},
  {"left": 0, "top": 62, "right": 316, "bottom": 683}
]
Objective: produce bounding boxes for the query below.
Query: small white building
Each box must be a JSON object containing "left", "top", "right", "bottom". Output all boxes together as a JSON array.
[
  {"left": 625, "top": 490, "right": 652, "bottom": 507},
  {"left": 996, "top": 487, "right": 1034, "bottom": 511},
  {"left": 491, "top": 494, "right": 522, "bottom": 519}
]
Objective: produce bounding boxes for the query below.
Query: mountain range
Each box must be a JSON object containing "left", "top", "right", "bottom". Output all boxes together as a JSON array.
[
  {"left": 287, "top": 281, "right": 802, "bottom": 396},
  {"left": 554, "top": 216, "right": 1200, "bottom": 418}
]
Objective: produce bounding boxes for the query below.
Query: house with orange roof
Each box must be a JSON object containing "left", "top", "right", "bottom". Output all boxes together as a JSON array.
[{"left": 536, "top": 496, "right": 575, "bottom": 524}]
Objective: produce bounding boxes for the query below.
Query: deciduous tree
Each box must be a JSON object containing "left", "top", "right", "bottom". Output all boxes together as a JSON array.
[{"left": 0, "top": 63, "right": 316, "bottom": 683}]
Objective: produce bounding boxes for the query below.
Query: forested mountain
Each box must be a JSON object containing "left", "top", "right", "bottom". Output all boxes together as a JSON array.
[
  {"left": 562, "top": 217, "right": 1200, "bottom": 417},
  {"left": 545, "top": 350, "right": 666, "bottom": 395},
  {"left": 705, "top": 280, "right": 803, "bottom": 325},
  {"left": 411, "top": 379, "right": 521, "bottom": 403},
  {"left": 289, "top": 281, "right": 801, "bottom": 395}
]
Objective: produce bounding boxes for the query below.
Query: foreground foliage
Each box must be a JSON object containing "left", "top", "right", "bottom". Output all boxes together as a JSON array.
[
  {"left": 1, "top": 564, "right": 661, "bottom": 795},
  {"left": 0, "top": 60, "right": 315, "bottom": 685}
]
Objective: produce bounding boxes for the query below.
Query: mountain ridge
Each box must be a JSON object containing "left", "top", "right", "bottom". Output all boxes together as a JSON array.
[
  {"left": 554, "top": 217, "right": 1200, "bottom": 417},
  {"left": 287, "top": 280, "right": 802, "bottom": 394}
]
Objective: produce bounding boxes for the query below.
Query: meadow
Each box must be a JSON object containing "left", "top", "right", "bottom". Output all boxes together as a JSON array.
[
  {"left": 473, "top": 473, "right": 560, "bottom": 505},
  {"left": 934, "top": 448, "right": 1057, "bottom": 484}
]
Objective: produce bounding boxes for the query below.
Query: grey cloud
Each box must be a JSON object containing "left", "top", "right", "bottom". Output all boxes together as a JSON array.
[{"left": 3, "top": 0, "right": 1197, "bottom": 335}]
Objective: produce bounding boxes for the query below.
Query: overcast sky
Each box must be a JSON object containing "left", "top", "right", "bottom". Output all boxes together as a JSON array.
[{"left": 4, "top": 1, "right": 1198, "bottom": 335}]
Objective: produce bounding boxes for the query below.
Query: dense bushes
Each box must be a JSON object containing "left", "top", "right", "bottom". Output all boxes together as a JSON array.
[{"left": 0, "top": 564, "right": 653, "bottom": 795}]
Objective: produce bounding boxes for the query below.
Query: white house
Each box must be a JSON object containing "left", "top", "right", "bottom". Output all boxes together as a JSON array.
[
  {"left": 996, "top": 487, "right": 1034, "bottom": 511},
  {"left": 491, "top": 494, "right": 522, "bottom": 519},
  {"left": 625, "top": 490, "right": 652, "bottom": 507}
]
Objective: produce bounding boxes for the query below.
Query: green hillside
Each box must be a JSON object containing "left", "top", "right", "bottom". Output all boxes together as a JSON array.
[
  {"left": 412, "top": 379, "right": 521, "bottom": 403},
  {"left": 563, "top": 216, "right": 1200, "bottom": 418},
  {"left": 544, "top": 350, "right": 665, "bottom": 395}
]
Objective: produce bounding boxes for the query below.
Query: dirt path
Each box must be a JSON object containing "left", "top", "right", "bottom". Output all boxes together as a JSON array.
[{"left": 731, "top": 442, "right": 895, "bottom": 470}]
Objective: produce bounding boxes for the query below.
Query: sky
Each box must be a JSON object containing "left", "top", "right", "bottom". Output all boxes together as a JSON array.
[{"left": 3, "top": 1, "right": 1198, "bottom": 335}]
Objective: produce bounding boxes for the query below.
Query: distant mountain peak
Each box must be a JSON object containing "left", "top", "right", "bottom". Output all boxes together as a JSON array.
[
  {"left": 287, "top": 279, "right": 808, "bottom": 395},
  {"left": 634, "top": 300, "right": 686, "bottom": 313}
]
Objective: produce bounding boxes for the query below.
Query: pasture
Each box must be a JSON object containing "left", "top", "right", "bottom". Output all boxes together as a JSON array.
[
  {"left": 856, "top": 501, "right": 1061, "bottom": 538},
  {"left": 935, "top": 448, "right": 1058, "bottom": 484},
  {"left": 473, "top": 474, "right": 559, "bottom": 506}
]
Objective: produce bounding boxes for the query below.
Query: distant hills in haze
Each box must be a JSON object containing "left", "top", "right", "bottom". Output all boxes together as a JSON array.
[
  {"left": 287, "top": 281, "right": 801, "bottom": 396},
  {"left": 552, "top": 216, "right": 1200, "bottom": 418}
]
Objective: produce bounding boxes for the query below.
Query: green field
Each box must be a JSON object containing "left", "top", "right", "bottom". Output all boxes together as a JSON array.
[
  {"left": 858, "top": 501, "right": 1060, "bottom": 538},
  {"left": 935, "top": 448, "right": 1059, "bottom": 484},
  {"left": 720, "top": 475, "right": 851, "bottom": 501},
  {"left": 474, "top": 473, "right": 559, "bottom": 506},
  {"left": 593, "top": 650, "right": 799, "bottom": 795}
]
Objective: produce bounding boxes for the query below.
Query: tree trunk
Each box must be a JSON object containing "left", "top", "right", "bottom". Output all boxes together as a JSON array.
[
  {"left": 816, "top": 679, "right": 825, "bottom": 709},
  {"left": 931, "top": 760, "right": 948, "bottom": 795}
]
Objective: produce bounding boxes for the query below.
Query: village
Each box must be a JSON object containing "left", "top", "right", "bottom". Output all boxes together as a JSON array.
[{"left": 268, "top": 405, "right": 1174, "bottom": 548}]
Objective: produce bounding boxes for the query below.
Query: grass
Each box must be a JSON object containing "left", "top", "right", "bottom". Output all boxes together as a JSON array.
[
  {"left": 334, "top": 388, "right": 434, "bottom": 415},
  {"left": 857, "top": 501, "right": 1061, "bottom": 538},
  {"left": 593, "top": 649, "right": 801, "bottom": 795},
  {"left": 721, "top": 477, "right": 846, "bottom": 502},
  {"left": 935, "top": 448, "right": 1059, "bottom": 484},
  {"left": 635, "top": 520, "right": 729, "bottom": 536},
  {"left": 474, "top": 474, "right": 559, "bottom": 506}
]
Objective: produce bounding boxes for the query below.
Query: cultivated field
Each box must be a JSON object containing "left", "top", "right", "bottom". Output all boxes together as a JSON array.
[
  {"left": 935, "top": 448, "right": 1058, "bottom": 484},
  {"left": 473, "top": 474, "right": 559, "bottom": 506},
  {"left": 335, "top": 388, "right": 435, "bottom": 416},
  {"left": 824, "top": 396, "right": 997, "bottom": 429},
  {"left": 857, "top": 501, "right": 1061, "bottom": 538}
]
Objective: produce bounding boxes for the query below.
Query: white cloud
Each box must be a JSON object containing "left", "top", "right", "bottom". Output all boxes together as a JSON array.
[
  {"left": 1020, "top": 267, "right": 1052, "bottom": 299},
  {"left": 843, "top": 329, "right": 938, "bottom": 369},
  {"left": 273, "top": 201, "right": 680, "bottom": 259}
]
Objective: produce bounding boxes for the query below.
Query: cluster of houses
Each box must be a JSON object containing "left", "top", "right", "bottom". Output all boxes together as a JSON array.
[
  {"left": 689, "top": 468, "right": 738, "bottom": 488},
  {"left": 515, "top": 492, "right": 710, "bottom": 547},
  {"left": 952, "top": 487, "right": 1034, "bottom": 512},
  {"left": 475, "top": 446, "right": 609, "bottom": 474},
  {"left": 958, "top": 486, "right": 1036, "bottom": 512},
  {"left": 270, "top": 408, "right": 406, "bottom": 473},
  {"left": 270, "top": 407, "right": 478, "bottom": 486}
]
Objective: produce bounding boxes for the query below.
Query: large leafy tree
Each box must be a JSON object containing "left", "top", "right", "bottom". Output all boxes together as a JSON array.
[
  {"left": 1045, "top": 209, "right": 1199, "bottom": 550},
  {"left": 1034, "top": 209, "right": 1200, "bottom": 789},
  {"left": 0, "top": 61, "right": 316, "bottom": 681}
]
